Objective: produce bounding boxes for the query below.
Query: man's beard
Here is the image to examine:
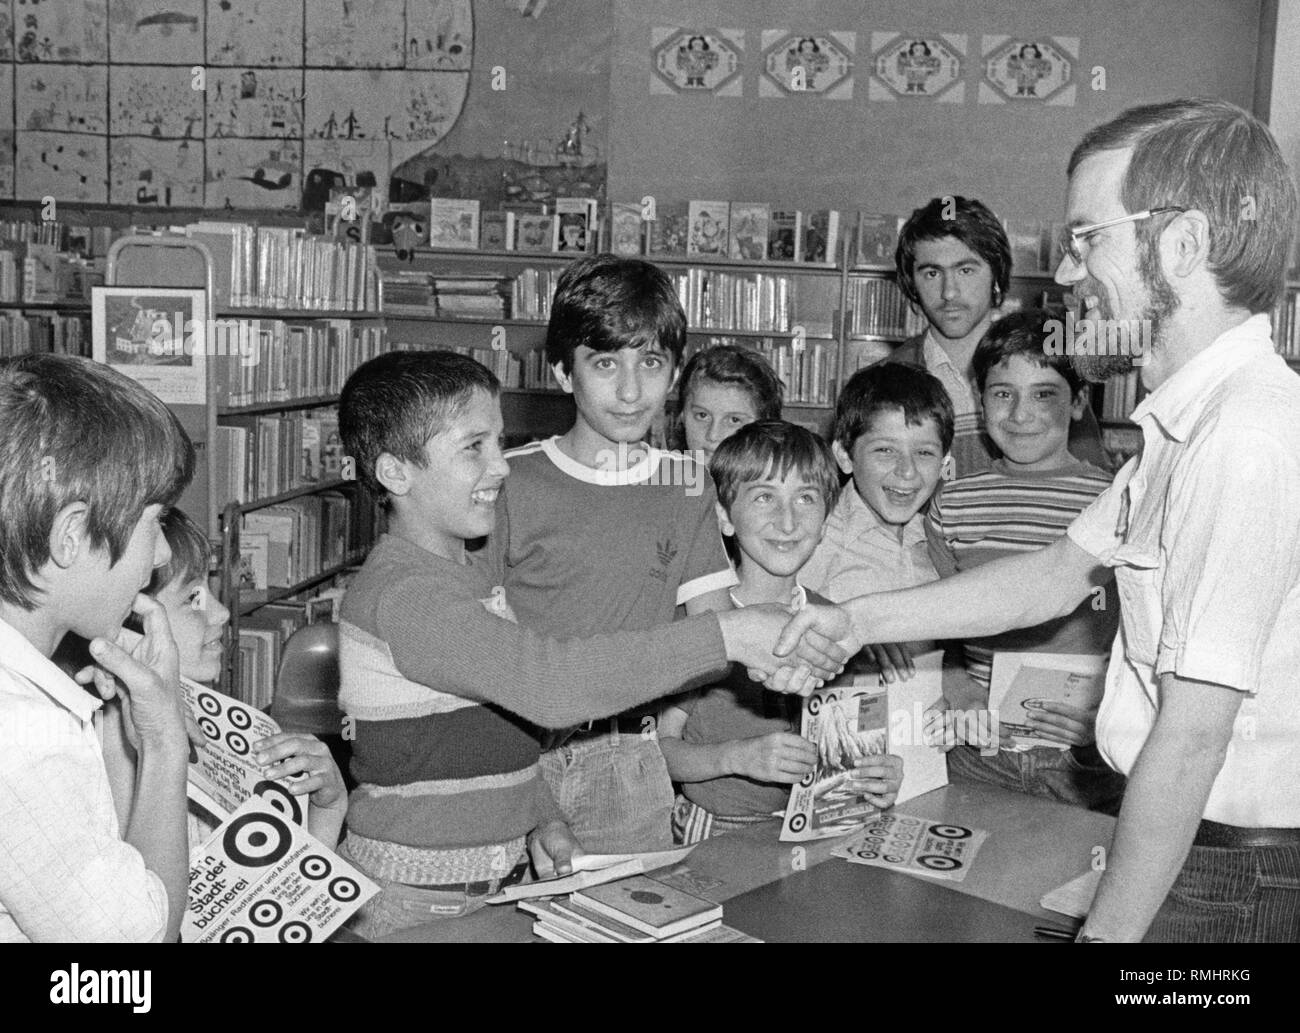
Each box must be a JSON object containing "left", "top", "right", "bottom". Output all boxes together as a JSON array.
[{"left": 1071, "top": 238, "right": 1179, "bottom": 383}]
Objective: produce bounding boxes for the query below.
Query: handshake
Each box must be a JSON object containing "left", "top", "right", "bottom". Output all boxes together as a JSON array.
[{"left": 716, "top": 602, "right": 860, "bottom": 696}]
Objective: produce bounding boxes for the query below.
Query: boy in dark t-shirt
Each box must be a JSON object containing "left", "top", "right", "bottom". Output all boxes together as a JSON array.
[
  {"left": 659, "top": 422, "right": 905, "bottom": 843},
  {"left": 484, "top": 255, "right": 737, "bottom": 853}
]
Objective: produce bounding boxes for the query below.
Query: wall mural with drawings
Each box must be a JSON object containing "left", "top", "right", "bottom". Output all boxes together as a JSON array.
[{"left": 0, "top": 0, "right": 564, "bottom": 208}]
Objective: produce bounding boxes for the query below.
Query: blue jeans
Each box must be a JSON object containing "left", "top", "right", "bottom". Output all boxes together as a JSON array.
[
  {"left": 1145, "top": 842, "right": 1300, "bottom": 943},
  {"left": 947, "top": 742, "right": 1125, "bottom": 815},
  {"left": 540, "top": 731, "right": 674, "bottom": 853}
]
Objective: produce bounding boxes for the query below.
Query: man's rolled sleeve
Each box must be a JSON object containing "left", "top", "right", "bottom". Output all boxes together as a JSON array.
[
  {"left": 1066, "top": 473, "right": 1128, "bottom": 563},
  {"left": 1156, "top": 426, "right": 1300, "bottom": 693}
]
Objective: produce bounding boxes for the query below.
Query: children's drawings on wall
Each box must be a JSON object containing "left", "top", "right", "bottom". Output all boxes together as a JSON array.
[
  {"left": 15, "top": 130, "right": 108, "bottom": 201},
  {"left": 405, "top": 0, "right": 474, "bottom": 70},
  {"left": 869, "top": 33, "right": 966, "bottom": 104},
  {"left": 0, "top": 0, "right": 471, "bottom": 204},
  {"left": 14, "top": 0, "right": 109, "bottom": 62},
  {"left": 110, "top": 65, "right": 204, "bottom": 138},
  {"left": 0, "top": 1, "right": 13, "bottom": 61},
  {"left": 305, "top": 0, "right": 407, "bottom": 68},
  {"left": 205, "top": 137, "right": 301, "bottom": 208},
  {"left": 108, "top": 0, "right": 204, "bottom": 65},
  {"left": 206, "top": 68, "right": 304, "bottom": 139},
  {"left": 17, "top": 64, "right": 108, "bottom": 133},
  {"left": 206, "top": 0, "right": 302, "bottom": 66},
  {"left": 306, "top": 69, "right": 469, "bottom": 143},
  {"left": 110, "top": 135, "right": 203, "bottom": 205},
  {"left": 650, "top": 28, "right": 743, "bottom": 96},
  {"left": 760, "top": 31, "right": 855, "bottom": 99}
]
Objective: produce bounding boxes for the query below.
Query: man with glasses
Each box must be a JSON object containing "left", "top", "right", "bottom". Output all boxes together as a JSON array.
[
  {"left": 782, "top": 98, "right": 1300, "bottom": 942},
  {"left": 890, "top": 195, "right": 1108, "bottom": 478}
]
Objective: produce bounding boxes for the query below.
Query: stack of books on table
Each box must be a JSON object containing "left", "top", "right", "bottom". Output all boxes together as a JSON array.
[{"left": 520, "top": 874, "right": 758, "bottom": 943}]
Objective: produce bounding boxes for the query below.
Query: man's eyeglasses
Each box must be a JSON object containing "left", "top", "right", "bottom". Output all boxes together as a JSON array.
[{"left": 1058, "top": 206, "right": 1187, "bottom": 266}]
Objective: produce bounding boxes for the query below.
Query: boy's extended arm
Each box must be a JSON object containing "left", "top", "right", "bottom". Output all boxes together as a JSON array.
[
  {"left": 377, "top": 580, "right": 842, "bottom": 729},
  {"left": 777, "top": 534, "right": 1101, "bottom": 654}
]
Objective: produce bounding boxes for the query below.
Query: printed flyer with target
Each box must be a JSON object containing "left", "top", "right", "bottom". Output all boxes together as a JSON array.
[
  {"left": 184, "top": 796, "right": 378, "bottom": 943},
  {"left": 181, "top": 678, "right": 309, "bottom": 827}
]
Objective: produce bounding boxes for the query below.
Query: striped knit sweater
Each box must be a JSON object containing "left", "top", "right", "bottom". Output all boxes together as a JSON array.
[
  {"left": 338, "top": 533, "right": 728, "bottom": 883},
  {"left": 923, "top": 458, "right": 1119, "bottom": 710}
]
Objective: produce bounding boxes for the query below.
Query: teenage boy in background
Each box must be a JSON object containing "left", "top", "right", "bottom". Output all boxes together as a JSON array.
[
  {"left": 0, "top": 354, "right": 193, "bottom": 942},
  {"left": 891, "top": 195, "right": 1108, "bottom": 476},
  {"left": 780, "top": 99, "right": 1300, "bottom": 943},
  {"left": 485, "top": 255, "right": 737, "bottom": 853}
]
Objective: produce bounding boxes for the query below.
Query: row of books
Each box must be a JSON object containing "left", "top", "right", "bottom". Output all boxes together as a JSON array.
[
  {"left": 423, "top": 197, "right": 602, "bottom": 255},
  {"left": 1099, "top": 370, "right": 1141, "bottom": 421},
  {"left": 395, "top": 343, "right": 557, "bottom": 392},
  {"left": 212, "top": 318, "right": 391, "bottom": 408},
  {"left": 669, "top": 268, "right": 798, "bottom": 332},
  {"left": 693, "top": 336, "right": 838, "bottom": 407},
  {"left": 236, "top": 603, "right": 309, "bottom": 710},
  {"left": 238, "top": 493, "right": 366, "bottom": 592},
  {"left": 379, "top": 269, "right": 512, "bottom": 320},
  {"left": 0, "top": 241, "right": 104, "bottom": 303},
  {"left": 215, "top": 407, "right": 343, "bottom": 506},
  {"left": 634, "top": 202, "right": 845, "bottom": 265},
  {"left": 844, "top": 276, "right": 929, "bottom": 338},
  {"left": 0, "top": 217, "right": 117, "bottom": 257},
  {"left": 0, "top": 311, "right": 90, "bottom": 357},
  {"left": 184, "top": 222, "right": 379, "bottom": 311}
]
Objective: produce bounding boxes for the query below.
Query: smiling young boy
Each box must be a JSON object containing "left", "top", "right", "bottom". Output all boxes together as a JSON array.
[
  {"left": 483, "top": 254, "right": 738, "bottom": 853},
  {"left": 337, "top": 349, "right": 838, "bottom": 935},
  {"left": 799, "top": 364, "right": 953, "bottom": 649},
  {"left": 0, "top": 354, "right": 194, "bottom": 942},
  {"left": 659, "top": 421, "right": 904, "bottom": 842},
  {"left": 924, "top": 310, "right": 1123, "bottom": 811}
]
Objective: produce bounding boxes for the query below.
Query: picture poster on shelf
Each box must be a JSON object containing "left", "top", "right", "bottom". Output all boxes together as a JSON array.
[
  {"left": 760, "top": 31, "right": 855, "bottom": 99},
  {"left": 555, "top": 197, "right": 598, "bottom": 253},
  {"left": 728, "top": 203, "right": 769, "bottom": 261},
  {"left": 608, "top": 201, "right": 644, "bottom": 256},
  {"left": 92, "top": 286, "right": 207, "bottom": 405},
  {"left": 651, "top": 28, "right": 743, "bottom": 96},
  {"left": 183, "top": 796, "right": 377, "bottom": 943},
  {"left": 687, "top": 200, "right": 730, "bottom": 257}
]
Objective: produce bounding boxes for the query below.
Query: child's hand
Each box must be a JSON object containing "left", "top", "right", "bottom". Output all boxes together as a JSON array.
[
  {"left": 847, "top": 753, "right": 904, "bottom": 809},
  {"left": 727, "top": 732, "right": 818, "bottom": 784},
  {"left": 80, "top": 594, "right": 187, "bottom": 754},
  {"left": 529, "top": 820, "right": 584, "bottom": 879},
  {"left": 1022, "top": 699, "right": 1096, "bottom": 746},
  {"left": 253, "top": 732, "right": 347, "bottom": 812},
  {"left": 866, "top": 642, "right": 915, "bottom": 683}
]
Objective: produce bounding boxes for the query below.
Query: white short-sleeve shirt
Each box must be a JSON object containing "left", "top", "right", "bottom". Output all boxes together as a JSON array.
[
  {"left": 1067, "top": 314, "right": 1300, "bottom": 827},
  {"left": 0, "top": 616, "right": 170, "bottom": 942}
]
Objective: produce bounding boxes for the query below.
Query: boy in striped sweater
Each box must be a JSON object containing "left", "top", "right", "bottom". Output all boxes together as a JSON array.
[
  {"left": 335, "top": 350, "right": 847, "bottom": 937},
  {"left": 924, "top": 309, "right": 1124, "bottom": 812}
]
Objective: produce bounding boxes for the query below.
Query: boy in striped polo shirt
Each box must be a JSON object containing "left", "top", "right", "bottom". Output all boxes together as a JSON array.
[
  {"left": 336, "top": 350, "right": 844, "bottom": 937},
  {"left": 924, "top": 309, "right": 1124, "bottom": 811}
]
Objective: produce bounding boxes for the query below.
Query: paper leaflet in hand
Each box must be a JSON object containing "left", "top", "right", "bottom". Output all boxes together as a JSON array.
[
  {"left": 987, "top": 653, "right": 1107, "bottom": 751},
  {"left": 180, "top": 677, "right": 309, "bottom": 827},
  {"left": 183, "top": 796, "right": 376, "bottom": 943},
  {"left": 780, "top": 650, "right": 948, "bottom": 841},
  {"left": 832, "top": 812, "right": 988, "bottom": 882}
]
